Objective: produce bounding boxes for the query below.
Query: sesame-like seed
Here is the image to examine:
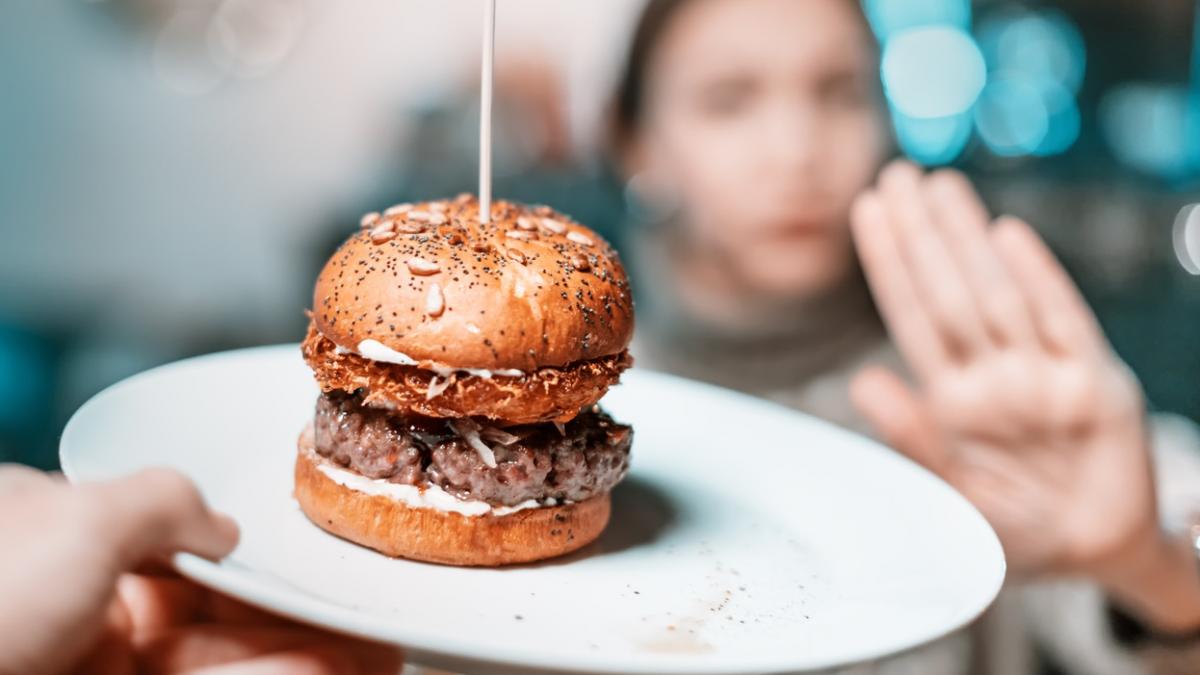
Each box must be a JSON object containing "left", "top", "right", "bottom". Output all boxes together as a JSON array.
[
  {"left": 515, "top": 216, "right": 538, "bottom": 231},
  {"left": 567, "top": 231, "right": 593, "bottom": 246},
  {"left": 540, "top": 217, "right": 566, "bottom": 234},
  {"left": 360, "top": 212, "right": 381, "bottom": 228},
  {"left": 396, "top": 221, "right": 427, "bottom": 234},
  {"left": 384, "top": 203, "right": 413, "bottom": 216},
  {"left": 406, "top": 257, "right": 441, "bottom": 276},
  {"left": 506, "top": 230, "right": 535, "bottom": 241},
  {"left": 369, "top": 224, "right": 397, "bottom": 244},
  {"left": 506, "top": 248, "right": 527, "bottom": 265},
  {"left": 426, "top": 283, "right": 445, "bottom": 317},
  {"left": 570, "top": 254, "right": 590, "bottom": 271}
]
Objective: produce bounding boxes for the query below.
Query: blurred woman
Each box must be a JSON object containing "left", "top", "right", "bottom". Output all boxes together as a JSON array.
[{"left": 613, "top": 1, "right": 1200, "bottom": 673}]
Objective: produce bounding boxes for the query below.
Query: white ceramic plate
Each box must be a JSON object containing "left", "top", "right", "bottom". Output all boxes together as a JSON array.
[{"left": 61, "top": 345, "right": 1004, "bottom": 674}]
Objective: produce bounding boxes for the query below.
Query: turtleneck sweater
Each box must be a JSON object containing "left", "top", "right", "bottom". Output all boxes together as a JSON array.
[{"left": 626, "top": 222, "right": 904, "bottom": 433}]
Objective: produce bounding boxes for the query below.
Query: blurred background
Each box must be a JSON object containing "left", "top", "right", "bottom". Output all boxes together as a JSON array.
[{"left": 1, "top": 0, "right": 1198, "bottom": 469}]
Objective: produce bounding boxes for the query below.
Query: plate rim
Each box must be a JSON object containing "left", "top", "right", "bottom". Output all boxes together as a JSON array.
[{"left": 60, "top": 344, "right": 1007, "bottom": 674}]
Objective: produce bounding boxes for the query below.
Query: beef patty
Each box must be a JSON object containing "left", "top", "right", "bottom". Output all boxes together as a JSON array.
[{"left": 311, "top": 392, "right": 632, "bottom": 506}]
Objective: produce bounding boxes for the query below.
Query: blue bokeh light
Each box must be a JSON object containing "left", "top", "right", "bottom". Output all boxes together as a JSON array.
[
  {"left": 1100, "top": 84, "right": 1192, "bottom": 178},
  {"left": 891, "top": 110, "right": 973, "bottom": 165},
  {"left": 969, "top": 8, "right": 1086, "bottom": 158},
  {"left": 863, "top": 0, "right": 971, "bottom": 41},
  {"left": 1189, "top": 4, "right": 1200, "bottom": 171},
  {"left": 1031, "top": 78, "right": 1080, "bottom": 156},
  {"left": 974, "top": 74, "right": 1049, "bottom": 157},
  {"left": 868, "top": 0, "right": 1086, "bottom": 163},
  {"left": 977, "top": 8, "right": 1087, "bottom": 93},
  {"left": 882, "top": 25, "right": 987, "bottom": 119},
  {"left": 0, "top": 327, "right": 52, "bottom": 431}
]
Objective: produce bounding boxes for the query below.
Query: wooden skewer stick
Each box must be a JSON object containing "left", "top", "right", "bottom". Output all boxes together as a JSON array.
[{"left": 479, "top": 0, "right": 496, "bottom": 224}]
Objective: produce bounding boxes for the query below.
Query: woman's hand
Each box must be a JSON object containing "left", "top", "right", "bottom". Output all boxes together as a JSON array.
[
  {"left": 0, "top": 466, "right": 402, "bottom": 675},
  {"left": 849, "top": 161, "right": 1200, "bottom": 633}
]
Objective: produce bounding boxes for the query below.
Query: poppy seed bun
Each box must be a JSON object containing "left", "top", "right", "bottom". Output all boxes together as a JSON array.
[
  {"left": 295, "top": 432, "right": 610, "bottom": 566},
  {"left": 312, "top": 195, "right": 634, "bottom": 372}
]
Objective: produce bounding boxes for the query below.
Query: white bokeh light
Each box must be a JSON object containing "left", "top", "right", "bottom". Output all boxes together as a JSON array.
[
  {"left": 209, "top": 0, "right": 307, "bottom": 79},
  {"left": 882, "top": 26, "right": 986, "bottom": 119},
  {"left": 1173, "top": 204, "right": 1200, "bottom": 275}
]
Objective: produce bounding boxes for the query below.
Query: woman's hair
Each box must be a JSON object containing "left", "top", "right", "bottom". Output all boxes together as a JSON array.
[
  {"left": 612, "top": 0, "right": 876, "bottom": 146},
  {"left": 613, "top": 0, "right": 689, "bottom": 146}
]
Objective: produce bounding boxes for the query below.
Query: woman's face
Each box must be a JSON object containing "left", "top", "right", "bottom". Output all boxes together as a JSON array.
[{"left": 633, "top": 0, "right": 889, "bottom": 298}]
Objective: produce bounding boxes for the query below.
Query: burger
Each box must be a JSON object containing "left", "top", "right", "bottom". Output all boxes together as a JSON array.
[{"left": 296, "top": 195, "right": 635, "bottom": 566}]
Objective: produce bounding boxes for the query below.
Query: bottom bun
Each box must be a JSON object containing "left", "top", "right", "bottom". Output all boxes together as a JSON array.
[{"left": 294, "top": 431, "right": 611, "bottom": 566}]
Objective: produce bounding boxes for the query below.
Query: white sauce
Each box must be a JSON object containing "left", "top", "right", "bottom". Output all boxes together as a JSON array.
[
  {"left": 314, "top": 456, "right": 547, "bottom": 517},
  {"left": 356, "top": 339, "right": 419, "bottom": 365},
  {"left": 354, "top": 339, "right": 522, "bottom": 379}
]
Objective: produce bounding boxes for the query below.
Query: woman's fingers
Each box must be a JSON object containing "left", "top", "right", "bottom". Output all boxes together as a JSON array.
[
  {"left": 852, "top": 191, "right": 947, "bottom": 378},
  {"left": 117, "top": 575, "right": 207, "bottom": 644},
  {"left": 108, "top": 576, "right": 402, "bottom": 674},
  {"left": 77, "top": 599, "right": 138, "bottom": 675},
  {"left": 921, "top": 170, "right": 1039, "bottom": 347},
  {"left": 179, "top": 647, "right": 357, "bottom": 675},
  {"left": 181, "top": 645, "right": 402, "bottom": 675},
  {"left": 83, "top": 468, "right": 240, "bottom": 568},
  {"left": 876, "top": 161, "right": 990, "bottom": 354},
  {"left": 850, "top": 366, "right": 948, "bottom": 476},
  {"left": 202, "top": 591, "right": 298, "bottom": 627},
  {"left": 991, "top": 216, "right": 1106, "bottom": 356},
  {"left": 0, "top": 463, "right": 57, "bottom": 495},
  {"left": 140, "top": 625, "right": 403, "bottom": 675},
  {"left": 119, "top": 574, "right": 289, "bottom": 627}
]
